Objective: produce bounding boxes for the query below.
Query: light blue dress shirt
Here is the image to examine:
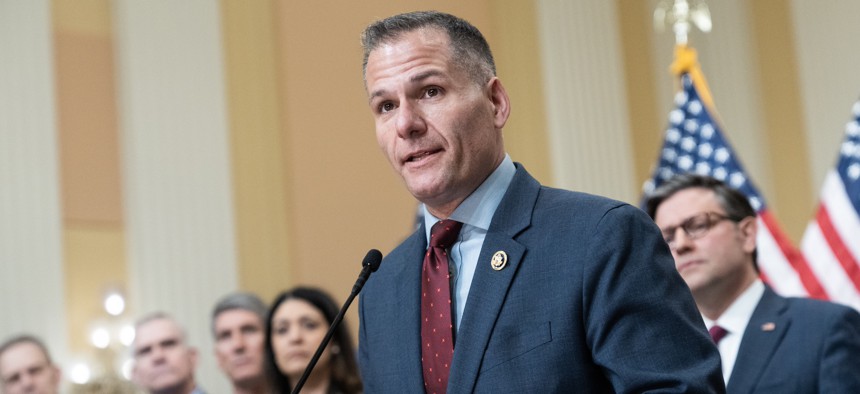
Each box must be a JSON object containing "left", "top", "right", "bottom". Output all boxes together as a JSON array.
[{"left": 422, "top": 154, "right": 516, "bottom": 333}]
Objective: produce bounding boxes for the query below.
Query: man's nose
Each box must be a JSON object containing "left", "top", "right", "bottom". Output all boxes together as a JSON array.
[
  {"left": 394, "top": 101, "right": 427, "bottom": 139},
  {"left": 19, "top": 373, "right": 35, "bottom": 390},
  {"left": 232, "top": 335, "right": 247, "bottom": 352},
  {"left": 151, "top": 347, "right": 168, "bottom": 363},
  {"left": 671, "top": 228, "right": 695, "bottom": 254}
]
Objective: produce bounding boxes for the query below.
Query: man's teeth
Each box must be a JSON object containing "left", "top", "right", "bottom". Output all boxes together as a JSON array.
[{"left": 410, "top": 152, "right": 431, "bottom": 162}]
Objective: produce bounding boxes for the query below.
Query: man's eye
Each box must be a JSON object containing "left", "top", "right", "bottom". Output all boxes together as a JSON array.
[
  {"left": 425, "top": 87, "right": 439, "bottom": 97},
  {"left": 379, "top": 102, "right": 395, "bottom": 113},
  {"left": 662, "top": 233, "right": 674, "bottom": 244},
  {"left": 687, "top": 219, "right": 710, "bottom": 232}
]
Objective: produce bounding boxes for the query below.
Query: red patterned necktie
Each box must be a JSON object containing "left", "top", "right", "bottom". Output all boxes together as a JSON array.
[
  {"left": 709, "top": 325, "right": 729, "bottom": 345},
  {"left": 421, "top": 219, "right": 463, "bottom": 394}
]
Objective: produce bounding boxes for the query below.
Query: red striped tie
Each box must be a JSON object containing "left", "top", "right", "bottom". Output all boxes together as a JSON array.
[{"left": 421, "top": 220, "right": 462, "bottom": 394}]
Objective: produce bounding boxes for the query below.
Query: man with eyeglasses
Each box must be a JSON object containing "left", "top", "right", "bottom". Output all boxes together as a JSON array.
[{"left": 646, "top": 173, "right": 860, "bottom": 393}]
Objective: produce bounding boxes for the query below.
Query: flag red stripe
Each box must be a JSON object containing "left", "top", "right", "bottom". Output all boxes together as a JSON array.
[
  {"left": 816, "top": 204, "right": 860, "bottom": 293},
  {"left": 760, "top": 210, "right": 829, "bottom": 300}
]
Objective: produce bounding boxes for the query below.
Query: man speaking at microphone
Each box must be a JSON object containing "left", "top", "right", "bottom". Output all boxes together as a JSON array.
[{"left": 357, "top": 10, "right": 724, "bottom": 393}]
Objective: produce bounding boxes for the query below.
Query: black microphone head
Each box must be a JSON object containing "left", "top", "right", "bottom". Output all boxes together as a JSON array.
[{"left": 363, "top": 249, "right": 383, "bottom": 272}]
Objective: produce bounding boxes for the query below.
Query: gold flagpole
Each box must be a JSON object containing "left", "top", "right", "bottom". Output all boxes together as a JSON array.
[{"left": 654, "top": 0, "right": 719, "bottom": 113}]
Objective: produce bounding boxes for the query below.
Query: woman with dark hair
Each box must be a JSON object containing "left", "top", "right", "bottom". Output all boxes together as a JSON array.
[{"left": 265, "top": 286, "right": 362, "bottom": 394}]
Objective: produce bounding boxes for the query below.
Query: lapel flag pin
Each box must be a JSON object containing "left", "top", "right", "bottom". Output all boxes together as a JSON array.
[
  {"left": 491, "top": 251, "right": 508, "bottom": 271},
  {"left": 761, "top": 322, "right": 776, "bottom": 332}
]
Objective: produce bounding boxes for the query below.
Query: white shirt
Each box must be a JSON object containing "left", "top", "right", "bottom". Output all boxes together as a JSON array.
[
  {"left": 423, "top": 154, "right": 515, "bottom": 333},
  {"left": 702, "top": 279, "right": 765, "bottom": 384}
]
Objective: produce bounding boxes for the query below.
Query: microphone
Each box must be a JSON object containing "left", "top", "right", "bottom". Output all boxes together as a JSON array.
[{"left": 291, "top": 249, "right": 383, "bottom": 394}]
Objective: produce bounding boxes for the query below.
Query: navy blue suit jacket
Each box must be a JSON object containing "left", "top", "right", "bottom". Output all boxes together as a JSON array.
[
  {"left": 358, "top": 165, "right": 724, "bottom": 393},
  {"left": 726, "top": 286, "right": 860, "bottom": 393}
]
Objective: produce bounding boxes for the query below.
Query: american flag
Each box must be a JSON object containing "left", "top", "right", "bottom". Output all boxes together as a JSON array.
[
  {"left": 800, "top": 100, "right": 860, "bottom": 310},
  {"left": 643, "top": 73, "right": 827, "bottom": 300}
]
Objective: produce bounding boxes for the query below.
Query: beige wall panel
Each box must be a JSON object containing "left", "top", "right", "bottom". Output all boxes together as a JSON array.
[
  {"left": 53, "top": 0, "right": 112, "bottom": 36},
  {"left": 790, "top": 0, "right": 860, "bottom": 200},
  {"left": 54, "top": 0, "right": 131, "bottom": 379},
  {"left": 63, "top": 225, "right": 128, "bottom": 361},
  {"left": 749, "top": 0, "right": 811, "bottom": 242},
  {"left": 617, "top": 0, "right": 662, "bottom": 190},
  {"left": 55, "top": 29, "right": 123, "bottom": 223},
  {"left": 221, "top": 0, "right": 292, "bottom": 303},
  {"left": 536, "top": 0, "right": 637, "bottom": 202},
  {"left": 489, "top": 1, "right": 551, "bottom": 185}
]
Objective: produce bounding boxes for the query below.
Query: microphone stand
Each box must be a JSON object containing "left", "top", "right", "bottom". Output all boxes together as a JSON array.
[{"left": 291, "top": 250, "right": 382, "bottom": 394}]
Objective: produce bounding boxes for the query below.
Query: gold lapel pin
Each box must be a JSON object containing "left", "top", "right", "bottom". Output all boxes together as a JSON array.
[
  {"left": 491, "top": 251, "right": 508, "bottom": 271},
  {"left": 761, "top": 322, "right": 776, "bottom": 332}
]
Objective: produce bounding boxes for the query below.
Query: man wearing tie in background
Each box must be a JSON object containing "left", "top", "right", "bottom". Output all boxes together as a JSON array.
[
  {"left": 358, "top": 11, "right": 723, "bottom": 393},
  {"left": 647, "top": 173, "right": 860, "bottom": 393}
]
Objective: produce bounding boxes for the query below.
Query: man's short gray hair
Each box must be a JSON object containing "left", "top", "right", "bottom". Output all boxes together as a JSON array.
[
  {"left": 361, "top": 10, "right": 496, "bottom": 86},
  {"left": 211, "top": 292, "right": 267, "bottom": 336},
  {"left": 0, "top": 334, "right": 53, "bottom": 364},
  {"left": 132, "top": 311, "right": 189, "bottom": 348}
]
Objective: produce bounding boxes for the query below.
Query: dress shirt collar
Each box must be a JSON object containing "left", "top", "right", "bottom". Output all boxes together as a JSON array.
[
  {"left": 423, "top": 154, "right": 515, "bottom": 239},
  {"left": 703, "top": 279, "right": 765, "bottom": 334}
]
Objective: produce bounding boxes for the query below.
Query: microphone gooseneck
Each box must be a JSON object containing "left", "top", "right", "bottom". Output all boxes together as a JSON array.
[{"left": 291, "top": 249, "right": 383, "bottom": 394}]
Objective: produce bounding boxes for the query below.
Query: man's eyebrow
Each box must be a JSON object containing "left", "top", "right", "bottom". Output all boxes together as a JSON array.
[
  {"left": 409, "top": 70, "right": 443, "bottom": 83},
  {"left": 368, "top": 88, "right": 388, "bottom": 102},
  {"left": 368, "top": 70, "right": 445, "bottom": 102},
  {"left": 134, "top": 344, "right": 152, "bottom": 356}
]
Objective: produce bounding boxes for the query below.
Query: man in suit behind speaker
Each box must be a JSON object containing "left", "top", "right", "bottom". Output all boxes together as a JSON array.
[
  {"left": 358, "top": 10, "right": 724, "bottom": 393},
  {"left": 647, "top": 173, "right": 860, "bottom": 393}
]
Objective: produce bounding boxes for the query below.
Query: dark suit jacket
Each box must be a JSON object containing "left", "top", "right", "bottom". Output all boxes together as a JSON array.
[
  {"left": 358, "top": 165, "right": 724, "bottom": 393},
  {"left": 727, "top": 286, "right": 860, "bottom": 393}
]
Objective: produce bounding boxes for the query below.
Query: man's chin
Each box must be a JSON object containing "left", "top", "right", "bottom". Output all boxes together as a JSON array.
[
  {"left": 230, "top": 369, "right": 264, "bottom": 384},
  {"left": 148, "top": 375, "right": 185, "bottom": 393},
  {"left": 407, "top": 186, "right": 444, "bottom": 203}
]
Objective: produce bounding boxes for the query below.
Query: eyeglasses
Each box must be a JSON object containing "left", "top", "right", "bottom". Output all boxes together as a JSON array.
[{"left": 660, "top": 212, "right": 735, "bottom": 248}]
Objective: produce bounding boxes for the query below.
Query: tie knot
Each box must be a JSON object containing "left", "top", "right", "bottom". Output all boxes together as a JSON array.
[
  {"left": 709, "top": 325, "right": 729, "bottom": 344},
  {"left": 430, "top": 220, "right": 463, "bottom": 248}
]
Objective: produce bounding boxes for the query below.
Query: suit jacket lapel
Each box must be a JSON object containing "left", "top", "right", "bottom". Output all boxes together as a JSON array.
[
  {"left": 447, "top": 166, "right": 538, "bottom": 393},
  {"left": 726, "top": 286, "right": 790, "bottom": 393}
]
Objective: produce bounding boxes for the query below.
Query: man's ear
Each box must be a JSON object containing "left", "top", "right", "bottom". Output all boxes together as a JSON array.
[
  {"left": 189, "top": 347, "right": 199, "bottom": 369},
  {"left": 49, "top": 364, "right": 61, "bottom": 388},
  {"left": 738, "top": 216, "right": 758, "bottom": 254},
  {"left": 487, "top": 77, "right": 511, "bottom": 129},
  {"left": 130, "top": 361, "right": 140, "bottom": 384}
]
